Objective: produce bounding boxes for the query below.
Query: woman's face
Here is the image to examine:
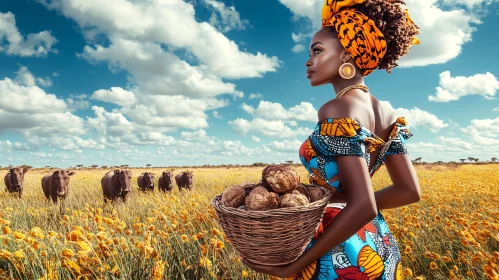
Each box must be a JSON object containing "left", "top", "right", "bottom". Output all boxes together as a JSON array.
[{"left": 305, "top": 29, "right": 344, "bottom": 87}]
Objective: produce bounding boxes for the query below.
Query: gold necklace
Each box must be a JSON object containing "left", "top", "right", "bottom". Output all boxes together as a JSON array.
[{"left": 336, "top": 84, "right": 369, "bottom": 99}]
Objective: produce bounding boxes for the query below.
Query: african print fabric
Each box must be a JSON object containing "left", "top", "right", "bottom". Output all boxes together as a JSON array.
[{"left": 290, "top": 117, "right": 413, "bottom": 280}]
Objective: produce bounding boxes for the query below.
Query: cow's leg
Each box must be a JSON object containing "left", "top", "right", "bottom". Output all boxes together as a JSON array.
[{"left": 51, "top": 194, "right": 58, "bottom": 204}]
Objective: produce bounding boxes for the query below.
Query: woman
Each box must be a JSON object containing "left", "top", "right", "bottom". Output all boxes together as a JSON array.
[{"left": 241, "top": 0, "right": 422, "bottom": 279}]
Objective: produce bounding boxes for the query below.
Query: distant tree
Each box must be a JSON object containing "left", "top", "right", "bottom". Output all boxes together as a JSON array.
[
  {"left": 120, "top": 164, "right": 129, "bottom": 168},
  {"left": 474, "top": 158, "right": 479, "bottom": 163},
  {"left": 413, "top": 157, "right": 422, "bottom": 163},
  {"left": 459, "top": 159, "right": 466, "bottom": 163},
  {"left": 101, "top": 166, "right": 108, "bottom": 169},
  {"left": 76, "top": 164, "right": 84, "bottom": 169},
  {"left": 146, "top": 164, "right": 152, "bottom": 168},
  {"left": 285, "top": 160, "right": 294, "bottom": 165},
  {"left": 91, "top": 165, "right": 99, "bottom": 169},
  {"left": 467, "top": 157, "right": 474, "bottom": 163},
  {"left": 491, "top": 157, "right": 497, "bottom": 163},
  {"left": 45, "top": 166, "right": 51, "bottom": 168},
  {"left": 20, "top": 164, "right": 32, "bottom": 170}
]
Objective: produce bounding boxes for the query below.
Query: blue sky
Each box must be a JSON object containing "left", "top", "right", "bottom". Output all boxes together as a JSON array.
[{"left": 0, "top": 0, "right": 498, "bottom": 168}]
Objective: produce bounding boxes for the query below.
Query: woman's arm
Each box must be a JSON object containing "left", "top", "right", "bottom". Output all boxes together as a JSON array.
[
  {"left": 291, "top": 156, "right": 377, "bottom": 272},
  {"left": 327, "top": 154, "right": 421, "bottom": 210}
]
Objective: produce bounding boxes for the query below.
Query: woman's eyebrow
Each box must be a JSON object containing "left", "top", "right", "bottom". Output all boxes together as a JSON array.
[{"left": 310, "top": 42, "right": 323, "bottom": 49}]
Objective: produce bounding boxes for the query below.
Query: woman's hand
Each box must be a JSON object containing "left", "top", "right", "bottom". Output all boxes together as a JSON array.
[{"left": 240, "top": 256, "right": 301, "bottom": 279}]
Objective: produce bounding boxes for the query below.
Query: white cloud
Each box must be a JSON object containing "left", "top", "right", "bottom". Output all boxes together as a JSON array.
[
  {"left": 428, "top": 71, "right": 499, "bottom": 102},
  {"left": 229, "top": 118, "right": 311, "bottom": 138},
  {"left": 204, "top": 0, "right": 250, "bottom": 32},
  {"left": 252, "top": 135, "right": 261, "bottom": 142},
  {"left": 91, "top": 87, "right": 137, "bottom": 107},
  {"left": 14, "top": 66, "right": 52, "bottom": 87},
  {"left": 86, "top": 106, "right": 135, "bottom": 136},
  {"left": 264, "top": 139, "right": 302, "bottom": 153},
  {"left": 0, "top": 12, "right": 57, "bottom": 57},
  {"left": 180, "top": 129, "right": 214, "bottom": 141},
  {"left": 242, "top": 100, "right": 318, "bottom": 122},
  {"left": 443, "top": 0, "right": 498, "bottom": 9},
  {"left": 379, "top": 101, "right": 448, "bottom": 133},
  {"left": 291, "top": 44, "right": 306, "bottom": 53},
  {"left": 494, "top": 107, "right": 499, "bottom": 112},
  {"left": 212, "top": 111, "right": 222, "bottom": 118},
  {"left": 248, "top": 93, "right": 263, "bottom": 100},
  {"left": 39, "top": 0, "right": 280, "bottom": 79},
  {"left": 292, "top": 32, "right": 309, "bottom": 43},
  {"left": 66, "top": 98, "right": 90, "bottom": 111}
]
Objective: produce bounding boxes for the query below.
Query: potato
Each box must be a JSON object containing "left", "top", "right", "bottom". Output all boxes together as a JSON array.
[
  {"left": 262, "top": 164, "right": 300, "bottom": 194},
  {"left": 222, "top": 182, "right": 261, "bottom": 208},
  {"left": 308, "top": 187, "right": 326, "bottom": 203},
  {"left": 245, "top": 186, "right": 280, "bottom": 211},
  {"left": 279, "top": 190, "right": 310, "bottom": 208}
]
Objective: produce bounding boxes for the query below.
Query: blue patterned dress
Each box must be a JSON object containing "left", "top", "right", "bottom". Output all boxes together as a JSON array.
[{"left": 290, "top": 117, "right": 413, "bottom": 280}]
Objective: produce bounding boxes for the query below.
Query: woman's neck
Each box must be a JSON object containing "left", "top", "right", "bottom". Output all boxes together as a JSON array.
[{"left": 332, "top": 76, "right": 365, "bottom": 97}]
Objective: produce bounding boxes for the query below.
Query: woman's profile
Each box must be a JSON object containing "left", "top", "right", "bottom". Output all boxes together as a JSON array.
[{"left": 241, "top": 0, "right": 422, "bottom": 278}]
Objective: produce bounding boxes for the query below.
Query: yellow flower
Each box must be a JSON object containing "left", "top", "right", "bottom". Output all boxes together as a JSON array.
[
  {"left": 404, "top": 268, "right": 413, "bottom": 276},
  {"left": 63, "top": 215, "right": 70, "bottom": 221},
  {"left": 2, "top": 226, "right": 11, "bottom": 235},
  {"left": 151, "top": 260, "right": 165, "bottom": 280},
  {"left": 62, "top": 259, "right": 81, "bottom": 275},
  {"left": 13, "top": 250, "right": 24, "bottom": 259},
  {"left": 48, "top": 231, "right": 58, "bottom": 238},
  {"left": 212, "top": 228, "right": 221, "bottom": 235},
  {"left": 62, "top": 248, "right": 75, "bottom": 258},
  {"left": 69, "top": 230, "right": 84, "bottom": 242},
  {"left": 13, "top": 231, "right": 25, "bottom": 240},
  {"left": 74, "top": 241, "right": 92, "bottom": 254},
  {"left": 429, "top": 262, "right": 437, "bottom": 269},
  {"left": 242, "top": 270, "right": 249, "bottom": 277},
  {"left": 30, "top": 227, "right": 44, "bottom": 239},
  {"left": 181, "top": 234, "right": 189, "bottom": 243},
  {"left": 404, "top": 245, "right": 412, "bottom": 254},
  {"left": 0, "top": 250, "right": 12, "bottom": 259},
  {"left": 199, "top": 257, "right": 212, "bottom": 269}
]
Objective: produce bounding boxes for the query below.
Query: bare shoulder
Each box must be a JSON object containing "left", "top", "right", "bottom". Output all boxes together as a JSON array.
[{"left": 317, "top": 93, "right": 371, "bottom": 122}]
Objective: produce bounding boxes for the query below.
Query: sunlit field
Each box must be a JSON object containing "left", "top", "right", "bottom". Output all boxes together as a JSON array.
[{"left": 0, "top": 164, "right": 498, "bottom": 279}]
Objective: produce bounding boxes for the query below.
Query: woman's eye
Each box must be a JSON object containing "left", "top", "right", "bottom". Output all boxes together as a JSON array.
[{"left": 314, "top": 49, "right": 321, "bottom": 55}]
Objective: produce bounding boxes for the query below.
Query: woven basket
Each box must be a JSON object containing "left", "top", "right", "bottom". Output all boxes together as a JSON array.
[{"left": 211, "top": 184, "right": 332, "bottom": 266}]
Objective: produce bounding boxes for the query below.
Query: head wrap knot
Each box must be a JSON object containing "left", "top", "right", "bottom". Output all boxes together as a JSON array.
[{"left": 321, "top": 0, "right": 419, "bottom": 76}]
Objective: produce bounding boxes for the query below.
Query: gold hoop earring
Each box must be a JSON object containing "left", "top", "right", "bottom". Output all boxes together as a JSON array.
[{"left": 339, "top": 63, "right": 356, "bottom": 79}]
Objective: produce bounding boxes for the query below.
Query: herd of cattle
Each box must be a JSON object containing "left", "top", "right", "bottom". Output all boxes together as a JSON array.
[{"left": 2, "top": 167, "right": 194, "bottom": 203}]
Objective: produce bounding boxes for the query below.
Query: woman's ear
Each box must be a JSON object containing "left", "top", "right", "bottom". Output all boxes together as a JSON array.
[{"left": 341, "top": 51, "right": 353, "bottom": 63}]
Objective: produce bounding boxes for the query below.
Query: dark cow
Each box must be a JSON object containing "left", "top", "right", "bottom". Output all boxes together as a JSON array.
[
  {"left": 102, "top": 170, "right": 132, "bottom": 203},
  {"left": 4, "top": 167, "right": 28, "bottom": 198},
  {"left": 41, "top": 170, "right": 75, "bottom": 203},
  {"left": 175, "top": 171, "right": 193, "bottom": 191},
  {"left": 158, "top": 171, "right": 174, "bottom": 192},
  {"left": 138, "top": 172, "right": 155, "bottom": 192}
]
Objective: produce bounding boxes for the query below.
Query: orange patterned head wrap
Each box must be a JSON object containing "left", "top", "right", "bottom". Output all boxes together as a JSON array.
[{"left": 322, "top": 0, "right": 419, "bottom": 76}]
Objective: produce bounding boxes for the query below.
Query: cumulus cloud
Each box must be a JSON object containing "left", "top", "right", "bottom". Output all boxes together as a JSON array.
[
  {"left": 379, "top": 101, "right": 448, "bottom": 133},
  {"left": 0, "top": 12, "right": 57, "bottom": 57},
  {"left": 38, "top": 0, "right": 280, "bottom": 79},
  {"left": 248, "top": 93, "right": 263, "bottom": 100},
  {"left": 241, "top": 100, "right": 318, "bottom": 122},
  {"left": 91, "top": 87, "right": 137, "bottom": 107},
  {"left": 428, "top": 71, "right": 499, "bottom": 102},
  {"left": 229, "top": 118, "right": 311, "bottom": 138},
  {"left": 291, "top": 44, "right": 306, "bottom": 53},
  {"left": 204, "top": 0, "right": 250, "bottom": 32}
]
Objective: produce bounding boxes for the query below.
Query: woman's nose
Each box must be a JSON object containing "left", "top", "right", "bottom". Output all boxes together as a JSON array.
[{"left": 305, "top": 58, "right": 312, "bottom": 67}]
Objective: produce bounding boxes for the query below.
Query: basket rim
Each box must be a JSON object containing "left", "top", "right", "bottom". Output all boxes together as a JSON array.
[{"left": 211, "top": 184, "right": 332, "bottom": 218}]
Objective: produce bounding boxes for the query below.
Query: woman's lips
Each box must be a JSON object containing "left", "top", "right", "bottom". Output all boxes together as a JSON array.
[{"left": 307, "top": 71, "right": 314, "bottom": 79}]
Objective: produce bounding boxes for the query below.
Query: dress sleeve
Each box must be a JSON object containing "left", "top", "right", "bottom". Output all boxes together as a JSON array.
[
  {"left": 386, "top": 117, "right": 413, "bottom": 155},
  {"left": 309, "top": 118, "right": 383, "bottom": 157}
]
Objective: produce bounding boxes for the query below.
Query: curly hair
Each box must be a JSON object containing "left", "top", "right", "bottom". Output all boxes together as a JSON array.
[{"left": 355, "top": 0, "right": 420, "bottom": 73}]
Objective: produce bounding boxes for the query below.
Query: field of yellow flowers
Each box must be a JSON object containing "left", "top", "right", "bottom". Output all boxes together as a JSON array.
[{"left": 0, "top": 164, "right": 498, "bottom": 280}]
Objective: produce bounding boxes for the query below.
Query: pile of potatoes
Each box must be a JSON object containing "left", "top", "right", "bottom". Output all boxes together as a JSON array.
[{"left": 221, "top": 164, "right": 326, "bottom": 210}]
